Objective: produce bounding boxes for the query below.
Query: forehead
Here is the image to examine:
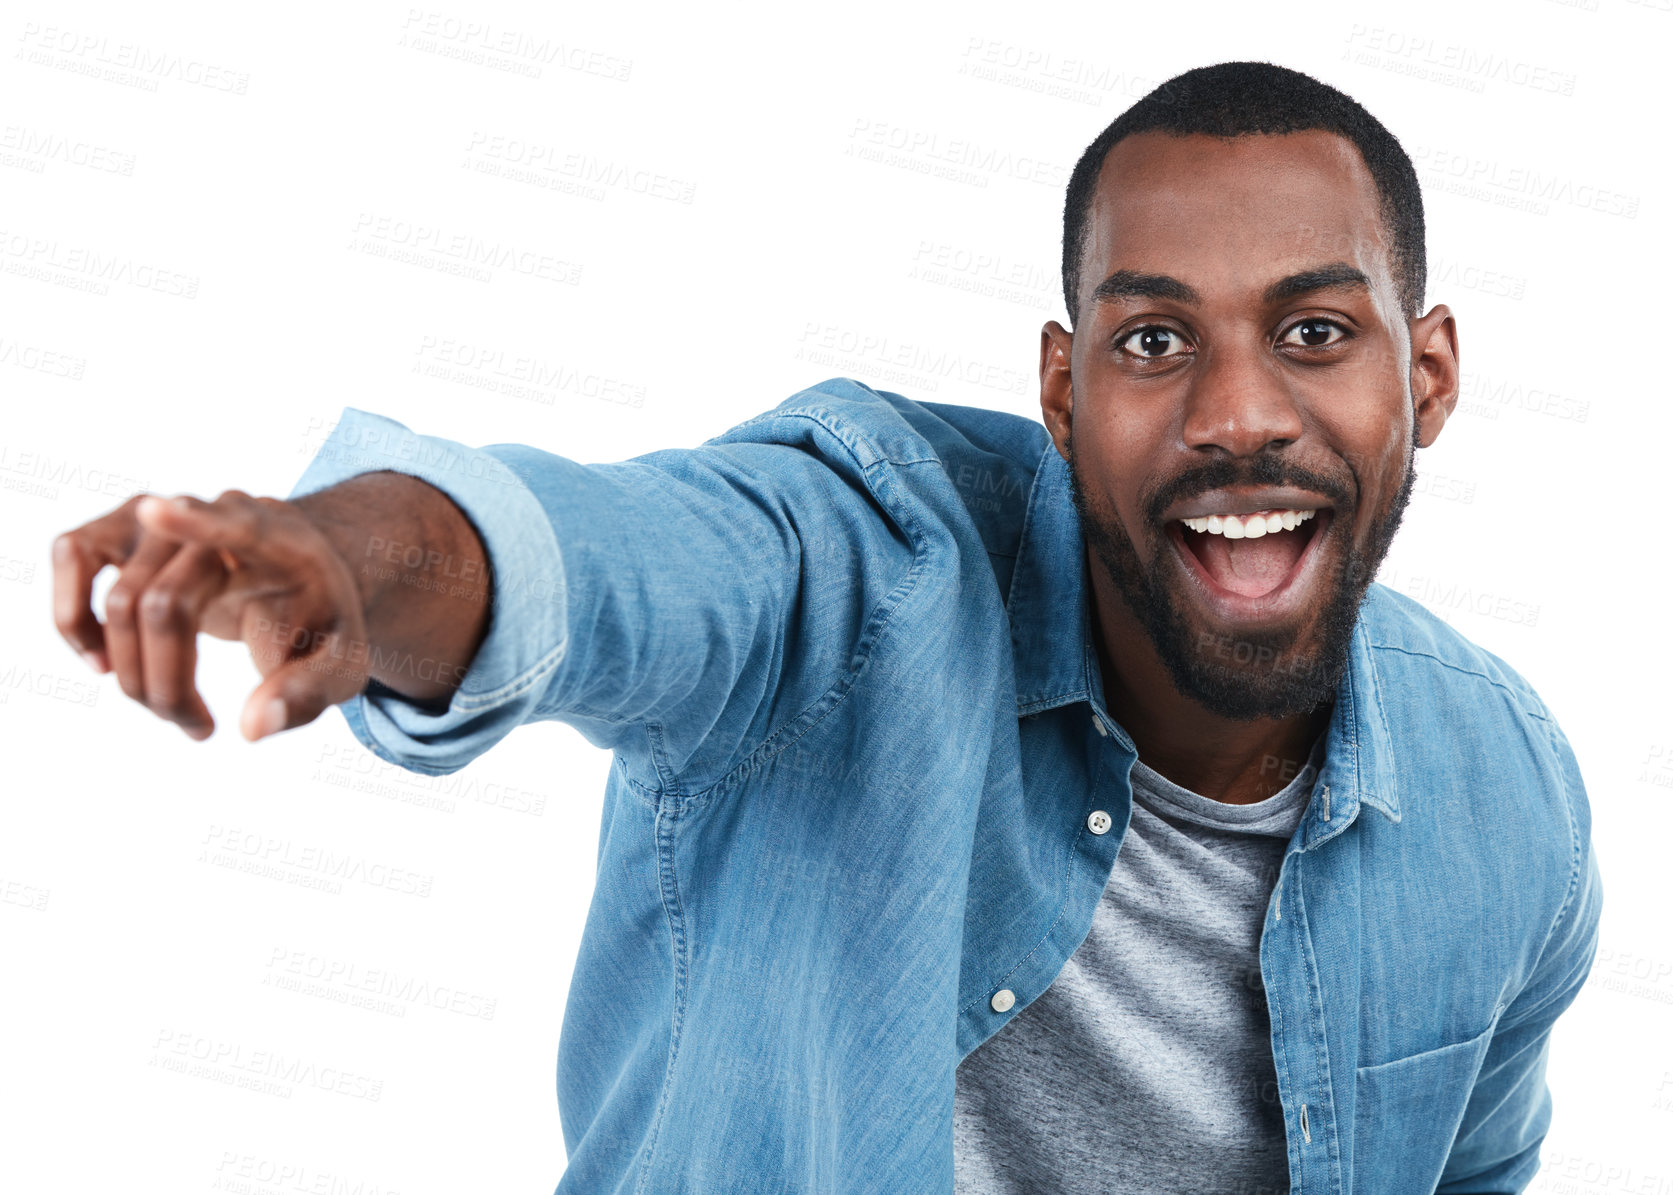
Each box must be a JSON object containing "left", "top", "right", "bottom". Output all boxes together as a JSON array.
[{"left": 1083, "top": 130, "right": 1393, "bottom": 306}]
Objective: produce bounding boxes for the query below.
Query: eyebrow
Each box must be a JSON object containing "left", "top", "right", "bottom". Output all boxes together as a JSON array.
[
  {"left": 1091, "top": 270, "right": 1200, "bottom": 306},
  {"left": 1089, "top": 261, "right": 1373, "bottom": 309},
  {"left": 1261, "top": 262, "right": 1372, "bottom": 304}
]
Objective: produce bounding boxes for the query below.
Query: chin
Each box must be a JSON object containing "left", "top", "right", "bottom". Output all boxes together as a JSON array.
[
  {"left": 1155, "top": 539, "right": 1374, "bottom": 720},
  {"left": 1065, "top": 438, "right": 1411, "bottom": 721},
  {"left": 1164, "top": 625, "right": 1346, "bottom": 721},
  {"left": 1115, "top": 526, "right": 1374, "bottom": 721}
]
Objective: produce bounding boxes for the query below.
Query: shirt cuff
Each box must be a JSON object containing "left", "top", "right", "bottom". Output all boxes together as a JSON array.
[{"left": 286, "top": 406, "right": 568, "bottom": 775}]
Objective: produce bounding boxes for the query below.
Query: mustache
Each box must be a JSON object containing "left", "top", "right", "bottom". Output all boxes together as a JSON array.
[{"left": 1143, "top": 454, "right": 1355, "bottom": 527}]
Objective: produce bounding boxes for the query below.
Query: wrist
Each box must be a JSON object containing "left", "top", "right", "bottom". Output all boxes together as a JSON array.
[{"left": 289, "top": 488, "right": 384, "bottom": 621}]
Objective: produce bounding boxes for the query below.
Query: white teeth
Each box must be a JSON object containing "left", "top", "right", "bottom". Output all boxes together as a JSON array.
[{"left": 1179, "top": 509, "right": 1318, "bottom": 537}]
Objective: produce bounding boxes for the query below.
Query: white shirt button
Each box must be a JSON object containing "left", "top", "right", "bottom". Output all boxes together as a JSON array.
[
  {"left": 1087, "top": 810, "right": 1112, "bottom": 835},
  {"left": 990, "top": 989, "right": 1016, "bottom": 1013},
  {"left": 1091, "top": 712, "right": 1109, "bottom": 736}
]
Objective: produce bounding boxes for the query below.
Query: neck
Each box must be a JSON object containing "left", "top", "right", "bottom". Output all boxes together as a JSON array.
[{"left": 1087, "top": 546, "right": 1332, "bottom": 805}]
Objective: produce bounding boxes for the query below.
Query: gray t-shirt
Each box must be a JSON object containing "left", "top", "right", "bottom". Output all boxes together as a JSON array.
[{"left": 952, "top": 734, "right": 1325, "bottom": 1194}]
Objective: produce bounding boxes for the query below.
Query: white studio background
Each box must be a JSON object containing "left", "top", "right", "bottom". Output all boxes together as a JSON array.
[{"left": 2, "top": 1, "right": 1668, "bottom": 1191}]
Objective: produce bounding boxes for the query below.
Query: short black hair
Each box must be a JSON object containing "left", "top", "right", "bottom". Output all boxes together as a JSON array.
[{"left": 1061, "top": 61, "right": 1426, "bottom": 326}]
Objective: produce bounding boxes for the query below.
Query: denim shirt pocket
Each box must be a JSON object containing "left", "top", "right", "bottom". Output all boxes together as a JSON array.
[{"left": 1351, "top": 1004, "right": 1505, "bottom": 1194}]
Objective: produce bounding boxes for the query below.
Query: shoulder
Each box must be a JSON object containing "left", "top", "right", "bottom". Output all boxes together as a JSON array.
[
  {"left": 1357, "top": 581, "right": 1588, "bottom": 831},
  {"left": 708, "top": 377, "right": 1050, "bottom": 564},
  {"left": 707, "top": 375, "right": 1049, "bottom": 472},
  {"left": 1358, "top": 582, "right": 1551, "bottom": 723},
  {"left": 1357, "top": 580, "right": 1590, "bottom": 876},
  {"left": 1354, "top": 586, "right": 1600, "bottom": 1051}
]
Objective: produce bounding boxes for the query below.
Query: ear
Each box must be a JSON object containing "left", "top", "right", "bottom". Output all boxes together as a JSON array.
[
  {"left": 1040, "top": 320, "right": 1075, "bottom": 461},
  {"left": 1409, "top": 304, "right": 1458, "bottom": 449}
]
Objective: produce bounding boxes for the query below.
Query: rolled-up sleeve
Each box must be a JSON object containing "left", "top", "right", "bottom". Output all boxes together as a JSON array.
[{"left": 287, "top": 407, "right": 569, "bottom": 776}]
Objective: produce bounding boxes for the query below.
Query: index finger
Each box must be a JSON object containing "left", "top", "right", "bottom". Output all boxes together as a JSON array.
[{"left": 136, "top": 491, "right": 302, "bottom": 567}]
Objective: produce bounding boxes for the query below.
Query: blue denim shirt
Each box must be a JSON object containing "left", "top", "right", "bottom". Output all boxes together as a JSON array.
[{"left": 289, "top": 377, "right": 1602, "bottom": 1195}]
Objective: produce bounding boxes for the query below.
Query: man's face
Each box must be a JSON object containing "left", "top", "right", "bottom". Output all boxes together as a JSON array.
[{"left": 1043, "top": 129, "right": 1455, "bottom": 721}]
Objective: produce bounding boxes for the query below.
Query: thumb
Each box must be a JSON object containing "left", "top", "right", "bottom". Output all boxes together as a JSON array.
[
  {"left": 240, "top": 652, "right": 362, "bottom": 742},
  {"left": 241, "top": 687, "right": 291, "bottom": 743}
]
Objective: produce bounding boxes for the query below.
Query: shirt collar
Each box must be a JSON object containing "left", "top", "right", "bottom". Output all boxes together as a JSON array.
[
  {"left": 1005, "top": 441, "right": 1094, "bottom": 718},
  {"left": 1003, "top": 439, "right": 1401, "bottom": 827}
]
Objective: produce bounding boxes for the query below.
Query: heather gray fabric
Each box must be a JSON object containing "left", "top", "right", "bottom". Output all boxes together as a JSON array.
[{"left": 952, "top": 734, "right": 1325, "bottom": 1195}]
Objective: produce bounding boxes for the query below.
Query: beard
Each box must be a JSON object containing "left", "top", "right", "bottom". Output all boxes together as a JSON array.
[{"left": 1064, "top": 427, "right": 1418, "bottom": 721}]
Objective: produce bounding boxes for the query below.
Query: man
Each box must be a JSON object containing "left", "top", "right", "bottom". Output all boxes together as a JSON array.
[{"left": 52, "top": 61, "right": 1600, "bottom": 1193}]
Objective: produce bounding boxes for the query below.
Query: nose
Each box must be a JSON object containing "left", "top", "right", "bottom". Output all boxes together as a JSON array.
[{"left": 1179, "top": 340, "right": 1305, "bottom": 458}]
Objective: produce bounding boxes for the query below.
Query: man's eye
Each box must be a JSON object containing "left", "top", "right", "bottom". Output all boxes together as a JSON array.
[
  {"left": 1119, "top": 327, "right": 1190, "bottom": 358},
  {"left": 1280, "top": 319, "right": 1347, "bottom": 348}
]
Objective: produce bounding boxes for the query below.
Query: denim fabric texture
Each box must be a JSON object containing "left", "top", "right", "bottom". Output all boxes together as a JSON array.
[{"left": 287, "top": 376, "right": 1603, "bottom": 1195}]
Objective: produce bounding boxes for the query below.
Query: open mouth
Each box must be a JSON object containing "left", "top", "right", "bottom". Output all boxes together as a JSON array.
[{"left": 1166, "top": 507, "right": 1334, "bottom": 611}]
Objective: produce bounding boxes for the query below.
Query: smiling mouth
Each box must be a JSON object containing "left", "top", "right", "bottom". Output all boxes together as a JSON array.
[{"left": 1168, "top": 508, "right": 1332, "bottom": 603}]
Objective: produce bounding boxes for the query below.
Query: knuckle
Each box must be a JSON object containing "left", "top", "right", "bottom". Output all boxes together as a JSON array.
[
  {"left": 148, "top": 693, "right": 190, "bottom": 722},
  {"left": 104, "top": 584, "right": 138, "bottom": 620},
  {"left": 214, "top": 493, "right": 261, "bottom": 542},
  {"left": 138, "top": 588, "right": 187, "bottom": 632},
  {"left": 114, "top": 493, "right": 153, "bottom": 522},
  {"left": 217, "top": 489, "right": 259, "bottom": 518},
  {"left": 112, "top": 493, "right": 150, "bottom": 519}
]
